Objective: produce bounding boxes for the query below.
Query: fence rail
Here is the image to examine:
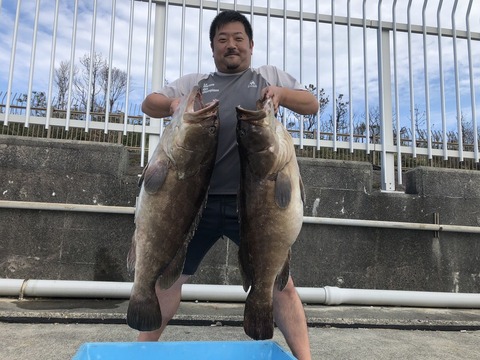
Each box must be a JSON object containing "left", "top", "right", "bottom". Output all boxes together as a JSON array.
[{"left": 0, "top": 0, "right": 479, "bottom": 191}]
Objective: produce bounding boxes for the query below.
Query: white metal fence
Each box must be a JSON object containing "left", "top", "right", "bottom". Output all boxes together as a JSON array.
[{"left": 0, "top": 0, "right": 479, "bottom": 191}]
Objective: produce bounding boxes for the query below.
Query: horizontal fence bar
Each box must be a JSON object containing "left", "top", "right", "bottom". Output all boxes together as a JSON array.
[
  {"left": 139, "top": 0, "right": 480, "bottom": 39},
  {"left": 1, "top": 200, "right": 479, "bottom": 234}
]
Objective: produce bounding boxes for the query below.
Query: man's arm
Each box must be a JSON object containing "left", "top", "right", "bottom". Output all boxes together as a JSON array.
[
  {"left": 262, "top": 86, "right": 319, "bottom": 115},
  {"left": 142, "top": 93, "right": 180, "bottom": 118}
]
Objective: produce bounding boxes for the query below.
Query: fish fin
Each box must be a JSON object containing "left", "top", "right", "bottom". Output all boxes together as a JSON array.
[
  {"left": 238, "top": 241, "right": 253, "bottom": 292},
  {"left": 243, "top": 288, "right": 274, "bottom": 340},
  {"left": 299, "top": 174, "right": 306, "bottom": 204},
  {"left": 127, "top": 289, "right": 162, "bottom": 331},
  {"left": 157, "top": 193, "right": 208, "bottom": 289},
  {"left": 143, "top": 159, "right": 170, "bottom": 194},
  {"left": 126, "top": 233, "right": 136, "bottom": 273},
  {"left": 274, "top": 170, "right": 292, "bottom": 209},
  {"left": 157, "top": 242, "right": 188, "bottom": 290},
  {"left": 275, "top": 250, "right": 291, "bottom": 291}
]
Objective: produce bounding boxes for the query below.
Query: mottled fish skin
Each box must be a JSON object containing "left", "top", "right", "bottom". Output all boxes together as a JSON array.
[
  {"left": 126, "top": 86, "right": 219, "bottom": 331},
  {"left": 236, "top": 97, "right": 305, "bottom": 340}
]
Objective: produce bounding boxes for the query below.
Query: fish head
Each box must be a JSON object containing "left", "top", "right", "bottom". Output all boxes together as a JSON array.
[
  {"left": 179, "top": 89, "right": 219, "bottom": 151},
  {"left": 168, "top": 86, "right": 220, "bottom": 178},
  {"left": 236, "top": 97, "right": 279, "bottom": 177}
]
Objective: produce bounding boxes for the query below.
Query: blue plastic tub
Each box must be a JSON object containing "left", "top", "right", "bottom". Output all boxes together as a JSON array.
[{"left": 73, "top": 340, "right": 296, "bottom": 359}]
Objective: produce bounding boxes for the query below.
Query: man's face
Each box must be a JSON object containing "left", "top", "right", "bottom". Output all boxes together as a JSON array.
[{"left": 211, "top": 21, "right": 253, "bottom": 74}]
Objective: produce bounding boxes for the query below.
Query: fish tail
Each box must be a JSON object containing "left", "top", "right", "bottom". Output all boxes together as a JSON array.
[
  {"left": 127, "top": 291, "right": 162, "bottom": 331},
  {"left": 243, "top": 289, "right": 274, "bottom": 340}
]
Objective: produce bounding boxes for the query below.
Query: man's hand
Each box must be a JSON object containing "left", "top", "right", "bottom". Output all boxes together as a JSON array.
[
  {"left": 261, "top": 86, "right": 319, "bottom": 116},
  {"left": 261, "top": 86, "right": 283, "bottom": 113},
  {"left": 142, "top": 94, "right": 181, "bottom": 118}
]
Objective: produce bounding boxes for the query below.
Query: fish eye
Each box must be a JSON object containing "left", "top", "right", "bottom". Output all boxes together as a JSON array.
[
  {"left": 209, "top": 126, "right": 216, "bottom": 134},
  {"left": 238, "top": 129, "right": 246, "bottom": 137}
]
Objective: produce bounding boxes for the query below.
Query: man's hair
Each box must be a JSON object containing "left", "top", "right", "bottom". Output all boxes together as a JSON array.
[{"left": 209, "top": 10, "right": 253, "bottom": 43}]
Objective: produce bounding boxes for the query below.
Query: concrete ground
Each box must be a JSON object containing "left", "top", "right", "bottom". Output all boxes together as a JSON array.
[{"left": 1, "top": 297, "right": 480, "bottom": 359}]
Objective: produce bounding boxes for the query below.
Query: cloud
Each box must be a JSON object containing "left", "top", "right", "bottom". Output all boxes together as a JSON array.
[{"left": 0, "top": 0, "right": 478, "bottom": 130}]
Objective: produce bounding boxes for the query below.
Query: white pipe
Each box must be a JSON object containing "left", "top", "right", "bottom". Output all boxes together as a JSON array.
[
  {"left": 321, "top": 286, "right": 480, "bottom": 308},
  {"left": 1, "top": 200, "right": 480, "bottom": 234},
  {"left": 0, "top": 200, "right": 135, "bottom": 214},
  {"left": 1, "top": 279, "right": 479, "bottom": 309}
]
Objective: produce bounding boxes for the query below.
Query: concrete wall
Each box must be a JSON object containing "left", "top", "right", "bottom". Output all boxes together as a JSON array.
[{"left": 1, "top": 136, "right": 479, "bottom": 293}]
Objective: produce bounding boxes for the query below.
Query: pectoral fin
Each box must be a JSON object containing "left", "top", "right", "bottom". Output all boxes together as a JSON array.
[
  {"left": 143, "top": 159, "right": 169, "bottom": 194},
  {"left": 274, "top": 170, "right": 292, "bottom": 209}
]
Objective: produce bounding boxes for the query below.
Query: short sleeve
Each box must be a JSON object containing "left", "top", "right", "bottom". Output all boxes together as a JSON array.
[
  {"left": 155, "top": 73, "right": 209, "bottom": 98},
  {"left": 255, "top": 65, "right": 305, "bottom": 91}
]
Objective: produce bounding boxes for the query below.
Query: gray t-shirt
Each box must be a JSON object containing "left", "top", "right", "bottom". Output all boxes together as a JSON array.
[{"left": 156, "top": 65, "right": 304, "bottom": 195}]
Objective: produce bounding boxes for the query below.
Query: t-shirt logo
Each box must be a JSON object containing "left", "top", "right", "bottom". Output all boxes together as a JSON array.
[
  {"left": 248, "top": 80, "right": 257, "bottom": 88},
  {"left": 202, "top": 82, "right": 219, "bottom": 94}
]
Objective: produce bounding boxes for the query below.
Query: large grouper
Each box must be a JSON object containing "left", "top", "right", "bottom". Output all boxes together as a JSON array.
[
  {"left": 127, "top": 86, "right": 219, "bottom": 331},
  {"left": 236, "top": 96, "right": 305, "bottom": 340}
]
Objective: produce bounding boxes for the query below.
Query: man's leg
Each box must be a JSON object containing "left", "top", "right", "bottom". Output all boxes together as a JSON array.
[
  {"left": 137, "top": 274, "right": 191, "bottom": 341},
  {"left": 273, "top": 276, "right": 311, "bottom": 360}
]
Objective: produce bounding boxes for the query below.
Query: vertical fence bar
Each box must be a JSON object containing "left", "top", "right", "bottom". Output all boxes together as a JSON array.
[
  {"left": 25, "top": 0, "right": 41, "bottom": 128},
  {"left": 466, "top": 0, "right": 478, "bottom": 162},
  {"left": 85, "top": 0, "right": 98, "bottom": 132},
  {"left": 422, "top": 0, "right": 432, "bottom": 160},
  {"left": 451, "top": 0, "right": 463, "bottom": 161},
  {"left": 104, "top": 0, "right": 118, "bottom": 134},
  {"left": 4, "top": 0, "right": 22, "bottom": 126},
  {"left": 159, "top": 0, "right": 169, "bottom": 137},
  {"left": 316, "top": 0, "right": 321, "bottom": 149},
  {"left": 66, "top": 0, "right": 79, "bottom": 132},
  {"left": 179, "top": 0, "right": 186, "bottom": 77},
  {"left": 299, "top": 0, "right": 304, "bottom": 149},
  {"left": 437, "top": 0, "right": 448, "bottom": 160},
  {"left": 363, "top": 0, "right": 370, "bottom": 155},
  {"left": 347, "top": 0, "right": 353, "bottom": 153},
  {"left": 282, "top": 0, "right": 287, "bottom": 128},
  {"left": 392, "top": 0, "right": 402, "bottom": 185},
  {"left": 266, "top": 0, "right": 270, "bottom": 66},
  {"left": 141, "top": 0, "right": 153, "bottom": 167},
  {"left": 123, "top": 0, "right": 135, "bottom": 135},
  {"left": 197, "top": 0, "right": 203, "bottom": 73},
  {"left": 45, "top": 0, "right": 60, "bottom": 130},
  {"left": 331, "top": 0, "right": 337, "bottom": 151},
  {"left": 407, "top": 0, "right": 416, "bottom": 158}
]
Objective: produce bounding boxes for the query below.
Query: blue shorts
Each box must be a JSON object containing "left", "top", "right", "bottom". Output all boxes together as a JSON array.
[{"left": 182, "top": 195, "right": 240, "bottom": 275}]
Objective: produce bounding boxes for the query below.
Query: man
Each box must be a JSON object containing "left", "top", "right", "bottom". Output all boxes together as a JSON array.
[{"left": 140, "top": 10, "right": 318, "bottom": 360}]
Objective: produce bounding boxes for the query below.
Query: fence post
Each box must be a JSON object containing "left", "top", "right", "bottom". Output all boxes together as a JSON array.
[{"left": 379, "top": 28, "right": 395, "bottom": 191}]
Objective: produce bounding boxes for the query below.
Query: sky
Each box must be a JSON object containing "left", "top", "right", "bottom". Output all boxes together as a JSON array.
[{"left": 0, "top": 0, "right": 479, "bottom": 134}]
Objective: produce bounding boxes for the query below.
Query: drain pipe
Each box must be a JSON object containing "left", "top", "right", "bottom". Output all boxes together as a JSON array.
[{"left": 1, "top": 279, "right": 480, "bottom": 308}]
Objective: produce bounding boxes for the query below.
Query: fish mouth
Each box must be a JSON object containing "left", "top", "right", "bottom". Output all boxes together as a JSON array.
[
  {"left": 184, "top": 87, "right": 219, "bottom": 124},
  {"left": 236, "top": 97, "right": 274, "bottom": 125},
  {"left": 236, "top": 107, "right": 267, "bottom": 123}
]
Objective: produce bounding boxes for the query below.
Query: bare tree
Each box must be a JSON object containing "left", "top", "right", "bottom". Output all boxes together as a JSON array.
[
  {"left": 75, "top": 52, "right": 107, "bottom": 112},
  {"left": 54, "top": 60, "right": 74, "bottom": 110},
  {"left": 101, "top": 66, "right": 128, "bottom": 111}
]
